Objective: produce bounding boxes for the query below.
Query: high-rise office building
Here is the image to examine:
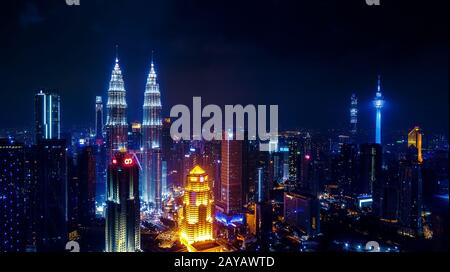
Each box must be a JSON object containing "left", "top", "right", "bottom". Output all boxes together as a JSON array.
[
  {"left": 246, "top": 202, "right": 272, "bottom": 249},
  {"left": 408, "top": 126, "right": 423, "bottom": 163},
  {"left": 373, "top": 76, "right": 385, "bottom": 144},
  {"left": 35, "top": 91, "right": 60, "bottom": 143},
  {"left": 0, "top": 139, "right": 27, "bottom": 252},
  {"left": 272, "top": 151, "right": 285, "bottom": 183},
  {"left": 142, "top": 57, "right": 163, "bottom": 208},
  {"left": 374, "top": 164, "right": 400, "bottom": 221},
  {"left": 256, "top": 150, "right": 273, "bottom": 202},
  {"left": 202, "top": 140, "right": 221, "bottom": 187},
  {"left": 178, "top": 166, "right": 214, "bottom": 247},
  {"left": 105, "top": 152, "right": 140, "bottom": 252},
  {"left": 161, "top": 118, "right": 172, "bottom": 160},
  {"left": 287, "top": 137, "right": 300, "bottom": 184},
  {"left": 242, "top": 138, "right": 259, "bottom": 203},
  {"left": 398, "top": 156, "right": 423, "bottom": 237},
  {"left": 161, "top": 117, "right": 172, "bottom": 195},
  {"left": 217, "top": 132, "right": 243, "bottom": 216},
  {"left": 76, "top": 146, "right": 96, "bottom": 226},
  {"left": 128, "top": 122, "right": 142, "bottom": 152},
  {"left": 68, "top": 154, "right": 79, "bottom": 231},
  {"left": 256, "top": 167, "right": 269, "bottom": 203},
  {"left": 94, "top": 143, "right": 107, "bottom": 206},
  {"left": 298, "top": 153, "right": 314, "bottom": 194},
  {"left": 95, "top": 96, "right": 103, "bottom": 140},
  {"left": 94, "top": 96, "right": 107, "bottom": 205},
  {"left": 358, "top": 144, "right": 382, "bottom": 196},
  {"left": 284, "top": 192, "right": 320, "bottom": 237},
  {"left": 35, "top": 139, "right": 68, "bottom": 252},
  {"left": 23, "top": 145, "right": 39, "bottom": 251},
  {"left": 105, "top": 55, "right": 128, "bottom": 153},
  {"left": 350, "top": 93, "right": 358, "bottom": 135},
  {"left": 337, "top": 144, "right": 359, "bottom": 197}
]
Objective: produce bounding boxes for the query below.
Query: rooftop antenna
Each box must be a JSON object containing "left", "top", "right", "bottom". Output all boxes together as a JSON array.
[
  {"left": 151, "top": 49, "right": 154, "bottom": 66},
  {"left": 115, "top": 44, "right": 119, "bottom": 63}
]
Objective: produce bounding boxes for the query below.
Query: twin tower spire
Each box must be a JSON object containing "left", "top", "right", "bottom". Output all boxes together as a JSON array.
[
  {"left": 105, "top": 47, "right": 162, "bottom": 149},
  {"left": 105, "top": 47, "right": 163, "bottom": 208}
]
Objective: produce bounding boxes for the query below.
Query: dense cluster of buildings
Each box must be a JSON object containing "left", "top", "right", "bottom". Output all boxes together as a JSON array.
[{"left": 0, "top": 52, "right": 448, "bottom": 253}]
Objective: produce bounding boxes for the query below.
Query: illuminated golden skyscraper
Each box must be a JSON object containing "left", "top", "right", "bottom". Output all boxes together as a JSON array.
[
  {"left": 178, "top": 166, "right": 214, "bottom": 247},
  {"left": 408, "top": 126, "right": 423, "bottom": 163}
]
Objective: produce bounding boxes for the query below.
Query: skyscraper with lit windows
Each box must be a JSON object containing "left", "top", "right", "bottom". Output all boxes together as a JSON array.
[
  {"left": 287, "top": 137, "right": 300, "bottom": 184},
  {"left": 398, "top": 157, "right": 423, "bottom": 237},
  {"left": 34, "top": 91, "right": 60, "bottom": 143},
  {"left": 76, "top": 145, "right": 96, "bottom": 227},
  {"left": 95, "top": 95, "right": 107, "bottom": 205},
  {"left": 95, "top": 96, "right": 104, "bottom": 140},
  {"left": 105, "top": 152, "right": 140, "bottom": 252},
  {"left": 373, "top": 76, "right": 385, "bottom": 144},
  {"left": 142, "top": 56, "right": 163, "bottom": 208},
  {"left": 105, "top": 55, "right": 128, "bottom": 154},
  {"left": 217, "top": 132, "right": 243, "bottom": 216},
  {"left": 178, "top": 166, "right": 214, "bottom": 247},
  {"left": 284, "top": 192, "right": 320, "bottom": 237},
  {"left": 35, "top": 139, "right": 68, "bottom": 252},
  {"left": 0, "top": 139, "right": 27, "bottom": 252},
  {"left": 359, "top": 143, "right": 382, "bottom": 196}
]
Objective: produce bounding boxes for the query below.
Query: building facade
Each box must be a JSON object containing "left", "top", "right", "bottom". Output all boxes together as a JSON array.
[
  {"left": 178, "top": 166, "right": 214, "bottom": 247},
  {"left": 105, "top": 152, "right": 140, "bottom": 252},
  {"left": 142, "top": 58, "right": 163, "bottom": 209},
  {"left": 284, "top": 192, "right": 320, "bottom": 237},
  {"left": 35, "top": 91, "right": 60, "bottom": 143},
  {"left": 105, "top": 57, "right": 128, "bottom": 154},
  {"left": 217, "top": 132, "right": 243, "bottom": 215},
  {"left": 35, "top": 139, "right": 68, "bottom": 252}
]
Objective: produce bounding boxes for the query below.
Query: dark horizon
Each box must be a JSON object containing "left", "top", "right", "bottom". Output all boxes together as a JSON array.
[{"left": 0, "top": 0, "right": 448, "bottom": 134}]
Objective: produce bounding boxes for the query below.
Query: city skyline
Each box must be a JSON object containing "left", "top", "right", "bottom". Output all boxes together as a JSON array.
[{"left": 0, "top": 0, "right": 448, "bottom": 255}]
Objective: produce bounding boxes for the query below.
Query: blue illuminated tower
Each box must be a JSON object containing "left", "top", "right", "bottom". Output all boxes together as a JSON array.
[
  {"left": 0, "top": 139, "right": 27, "bottom": 252},
  {"left": 105, "top": 49, "right": 128, "bottom": 154},
  {"left": 373, "top": 76, "right": 385, "bottom": 144},
  {"left": 142, "top": 52, "right": 163, "bottom": 209}
]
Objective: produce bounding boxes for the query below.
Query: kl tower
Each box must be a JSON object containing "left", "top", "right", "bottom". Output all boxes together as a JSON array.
[{"left": 373, "top": 75, "right": 385, "bottom": 144}]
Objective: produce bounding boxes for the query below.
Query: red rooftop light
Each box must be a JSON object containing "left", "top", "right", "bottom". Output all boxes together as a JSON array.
[{"left": 124, "top": 158, "right": 133, "bottom": 165}]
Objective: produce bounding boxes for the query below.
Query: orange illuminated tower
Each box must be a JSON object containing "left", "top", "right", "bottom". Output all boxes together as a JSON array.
[
  {"left": 178, "top": 166, "right": 214, "bottom": 247},
  {"left": 408, "top": 126, "right": 423, "bottom": 163}
]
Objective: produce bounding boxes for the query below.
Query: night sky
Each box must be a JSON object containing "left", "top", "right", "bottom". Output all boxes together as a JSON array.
[{"left": 0, "top": 0, "right": 448, "bottom": 134}]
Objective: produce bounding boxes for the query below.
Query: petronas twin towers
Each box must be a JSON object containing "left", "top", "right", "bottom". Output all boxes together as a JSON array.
[
  {"left": 105, "top": 57, "right": 128, "bottom": 152},
  {"left": 142, "top": 60, "right": 163, "bottom": 209},
  {"left": 105, "top": 51, "right": 163, "bottom": 210}
]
